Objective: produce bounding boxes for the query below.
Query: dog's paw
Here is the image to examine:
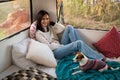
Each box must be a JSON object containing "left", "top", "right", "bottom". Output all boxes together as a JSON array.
[
  {"left": 71, "top": 70, "right": 82, "bottom": 75},
  {"left": 111, "top": 67, "right": 120, "bottom": 70}
]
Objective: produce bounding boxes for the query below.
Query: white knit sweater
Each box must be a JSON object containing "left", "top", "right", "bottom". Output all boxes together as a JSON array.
[{"left": 34, "top": 22, "right": 65, "bottom": 50}]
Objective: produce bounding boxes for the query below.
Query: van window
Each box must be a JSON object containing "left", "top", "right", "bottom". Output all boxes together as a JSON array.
[
  {"left": 0, "top": 0, "right": 31, "bottom": 40},
  {"left": 60, "top": 0, "right": 120, "bottom": 31}
]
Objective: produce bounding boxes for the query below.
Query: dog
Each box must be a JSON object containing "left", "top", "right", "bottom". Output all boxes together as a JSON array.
[{"left": 71, "top": 52, "right": 118, "bottom": 75}]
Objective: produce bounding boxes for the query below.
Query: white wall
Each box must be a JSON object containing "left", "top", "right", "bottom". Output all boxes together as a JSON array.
[
  {"left": 76, "top": 29, "right": 107, "bottom": 49},
  {"left": 0, "top": 30, "right": 29, "bottom": 72},
  {"left": 32, "top": 0, "right": 57, "bottom": 22}
]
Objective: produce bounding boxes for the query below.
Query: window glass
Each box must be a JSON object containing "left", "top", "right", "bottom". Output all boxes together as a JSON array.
[
  {"left": 0, "top": 0, "right": 31, "bottom": 40},
  {"left": 62, "top": 0, "right": 120, "bottom": 30}
]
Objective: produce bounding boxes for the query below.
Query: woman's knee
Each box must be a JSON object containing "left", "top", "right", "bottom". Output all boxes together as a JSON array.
[
  {"left": 66, "top": 25, "right": 74, "bottom": 31},
  {"left": 74, "top": 40, "right": 84, "bottom": 48},
  {"left": 76, "top": 40, "right": 84, "bottom": 45},
  {"left": 66, "top": 25, "right": 74, "bottom": 32},
  {"left": 69, "top": 40, "right": 83, "bottom": 50}
]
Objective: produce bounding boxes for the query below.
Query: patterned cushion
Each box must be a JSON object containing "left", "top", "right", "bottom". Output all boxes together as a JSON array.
[
  {"left": 2, "top": 67, "right": 56, "bottom": 80},
  {"left": 93, "top": 27, "right": 120, "bottom": 58}
]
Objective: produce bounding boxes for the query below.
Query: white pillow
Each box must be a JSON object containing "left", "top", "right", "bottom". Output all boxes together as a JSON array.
[
  {"left": 12, "top": 38, "right": 36, "bottom": 69},
  {"left": 53, "top": 23, "right": 65, "bottom": 34},
  {"left": 26, "top": 39, "right": 57, "bottom": 67}
]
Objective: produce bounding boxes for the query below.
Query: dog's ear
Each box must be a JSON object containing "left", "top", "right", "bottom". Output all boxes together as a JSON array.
[
  {"left": 76, "top": 52, "right": 84, "bottom": 60},
  {"left": 78, "top": 54, "right": 84, "bottom": 59}
]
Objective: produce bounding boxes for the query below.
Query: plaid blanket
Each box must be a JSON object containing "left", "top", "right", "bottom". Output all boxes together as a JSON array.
[{"left": 2, "top": 67, "right": 56, "bottom": 80}]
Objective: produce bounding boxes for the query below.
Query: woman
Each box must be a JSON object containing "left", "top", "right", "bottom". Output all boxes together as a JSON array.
[{"left": 29, "top": 10, "right": 104, "bottom": 60}]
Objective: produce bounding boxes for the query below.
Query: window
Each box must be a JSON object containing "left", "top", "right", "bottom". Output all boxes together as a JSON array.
[
  {"left": 59, "top": 0, "right": 120, "bottom": 30},
  {"left": 0, "top": 0, "right": 31, "bottom": 40}
]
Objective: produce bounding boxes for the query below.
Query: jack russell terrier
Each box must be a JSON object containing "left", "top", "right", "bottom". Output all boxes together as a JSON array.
[{"left": 71, "top": 52, "right": 118, "bottom": 75}]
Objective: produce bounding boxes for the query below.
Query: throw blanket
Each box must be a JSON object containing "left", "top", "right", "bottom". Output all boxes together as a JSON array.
[{"left": 56, "top": 55, "right": 120, "bottom": 80}]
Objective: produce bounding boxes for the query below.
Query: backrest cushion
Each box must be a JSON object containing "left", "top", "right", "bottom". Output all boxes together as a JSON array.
[
  {"left": 93, "top": 27, "right": 120, "bottom": 58},
  {"left": 12, "top": 38, "right": 36, "bottom": 69}
]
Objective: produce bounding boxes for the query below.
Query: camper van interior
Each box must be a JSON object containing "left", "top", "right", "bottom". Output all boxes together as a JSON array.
[{"left": 0, "top": 0, "right": 120, "bottom": 80}]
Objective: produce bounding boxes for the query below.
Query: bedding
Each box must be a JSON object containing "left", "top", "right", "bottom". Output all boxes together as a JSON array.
[
  {"left": 12, "top": 38, "right": 37, "bottom": 69},
  {"left": 2, "top": 67, "right": 56, "bottom": 80},
  {"left": 12, "top": 38, "right": 57, "bottom": 78},
  {"left": 56, "top": 54, "right": 120, "bottom": 80},
  {"left": 26, "top": 39, "right": 57, "bottom": 67}
]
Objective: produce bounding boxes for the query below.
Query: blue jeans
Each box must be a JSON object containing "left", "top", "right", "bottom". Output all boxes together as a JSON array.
[{"left": 53, "top": 25, "right": 103, "bottom": 60}]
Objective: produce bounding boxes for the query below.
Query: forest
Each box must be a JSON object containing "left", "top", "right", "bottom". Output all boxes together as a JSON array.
[{"left": 62, "top": 0, "right": 120, "bottom": 30}]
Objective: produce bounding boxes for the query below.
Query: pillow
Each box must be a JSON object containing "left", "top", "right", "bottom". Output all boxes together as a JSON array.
[
  {"left": 29, "top": 21, "right": 36, "bottom": 39},
  {"left": 12, "top": 38, "right": 36, "bottom": 69},
  {"left": 53, "top": 23, "right": 65, "bottom": 34},
  {"left": 2, "top": 67, "right": 56, "bottom": 80},
  {"left": 26, "top": 39, "right": 57, "bottom": 67},
  {"left": 93, "top": 27, "right": 120, "bottom": 58}
]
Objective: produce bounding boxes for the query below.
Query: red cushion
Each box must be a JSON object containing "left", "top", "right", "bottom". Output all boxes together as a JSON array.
[{"left": 93, "top": 27, "right": 120, "bottom": 58}]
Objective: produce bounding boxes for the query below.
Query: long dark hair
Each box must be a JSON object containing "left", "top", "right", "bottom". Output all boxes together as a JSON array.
[{"left": 36, "top": 10, "right": 49, "bottom": 32}]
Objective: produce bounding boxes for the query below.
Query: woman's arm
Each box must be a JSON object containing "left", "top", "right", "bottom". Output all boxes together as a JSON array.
[
  {"left": 36, "top": 30, "right": 61, "bottom": 50},
  {"left": 29, "top": 21, "right": 37, "bottom": 39}
]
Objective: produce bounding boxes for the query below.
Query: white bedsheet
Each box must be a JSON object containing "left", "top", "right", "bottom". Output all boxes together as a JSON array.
[
  {"left": 0, "top": 65, "right": 21, "bottom": 79},
  {"left": 37, "top": 65, "right": 56, "bottom": 78}
]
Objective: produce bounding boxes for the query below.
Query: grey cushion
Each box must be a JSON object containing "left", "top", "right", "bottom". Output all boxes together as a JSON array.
[{"left": 12, "top": 38, "right": 36, "bottom": 69}]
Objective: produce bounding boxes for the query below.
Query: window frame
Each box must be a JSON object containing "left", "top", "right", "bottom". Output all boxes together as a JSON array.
[{"left": 0, "top": 0, "right": 32, "bottom": 42}]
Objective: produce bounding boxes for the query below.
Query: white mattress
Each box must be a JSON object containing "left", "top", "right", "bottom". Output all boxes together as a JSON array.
[
  {"left": 37, "top": 65, "right": 56, "bottom": 78},
  {"left": 0, "top": 65, "right": 21, "bottom": 79}
]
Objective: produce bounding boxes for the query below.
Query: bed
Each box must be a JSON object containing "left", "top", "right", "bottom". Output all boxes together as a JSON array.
[
  {"left": 1, "top": 27, "right": 120, "bottom": 80},
  {"left": 55, "top": 27, "right": 120, "bottom": 80}
]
